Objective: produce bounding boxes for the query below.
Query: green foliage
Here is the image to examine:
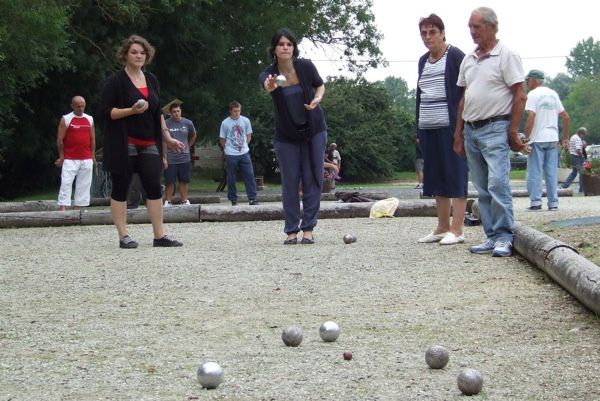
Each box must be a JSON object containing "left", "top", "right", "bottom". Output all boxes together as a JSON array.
[
  {"left": 0, "top": 0, "right": 384, "bottom": 199},
  {"left": 566, "top": 37, "right": 600, "bottom": 79},
  {"left": 305, "top": 0, "right": 384, "bottom": 75},
  {"left": 378, "top": 76, "right": 416, "bottom": 115},
  {"left": 0, "top": 0, "right": 70, "bottom": 192},
  {"left": 564, "top": 76, "right": 600, "bottom": 144},
  {"left": 547, "top": 73, "right": 575, "bottom": 101},
  {"left": 321, "top": 77, "right": 414, "bottom": 181}
]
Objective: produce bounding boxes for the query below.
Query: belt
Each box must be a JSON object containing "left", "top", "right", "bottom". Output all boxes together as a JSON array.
[{"left": 465, "top": 114, "right": 510, "bottom": 129}]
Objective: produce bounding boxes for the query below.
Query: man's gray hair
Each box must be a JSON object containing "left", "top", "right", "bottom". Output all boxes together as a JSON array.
[
  {"left": 473, "top": 7, "right": 498, "bottom": 33},
  {"left": 577, "top": 127, "right": 588, "bottom": 134}
]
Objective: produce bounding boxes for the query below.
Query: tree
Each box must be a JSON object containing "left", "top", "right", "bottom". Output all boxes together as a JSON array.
[
  {"left": 547, "top": 72, "right": 575, "bottom": 101},
  {"left": 378, "top": 76, "right": 416, "bottom": 116},
  {"left": 566, "top": 37, "right": 600, "bottom": 78},
  {"left": 304, "top": 0, "right": 384, "bottom": 75},
  {"left": 564, "top": 77, "right": 600, "bottom": 144},
  {"left": 318, "top": 77, "right": 413, "bottom": 181},
  {"left": 0, "top": 0, "right": 384, "bottom": 198},
  {"left": 0, "top": 1, "right": 69, "bottom": 192}
]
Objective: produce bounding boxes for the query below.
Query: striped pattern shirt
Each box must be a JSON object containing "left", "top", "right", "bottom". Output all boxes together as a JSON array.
[
  {"left": 418, "top": 51, "right": 450, "bottom": 129},
  {"left": 569, "top": 134, "right": 583, "bottom": 156}
]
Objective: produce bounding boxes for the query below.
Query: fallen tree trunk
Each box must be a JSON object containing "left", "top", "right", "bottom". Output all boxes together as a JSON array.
[
  {"left": 0, "top": 210, "right": 80, "bottom": 228},
  {"left": 80, "top": 205, "right": 202, "bottom": 225},
  {"left": 514, "top": 224, "right": 600, "bottom": 315}
]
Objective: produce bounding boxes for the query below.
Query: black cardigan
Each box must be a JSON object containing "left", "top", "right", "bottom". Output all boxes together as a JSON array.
[
  {"left": 98, "top": 69, "right": 163, "bottom": 174},
  {"left": 416, "top": 45, "right": 465, "bottom": 131},
  {"left": 259, "top": 58, "right": 327, "bottom": 142}
]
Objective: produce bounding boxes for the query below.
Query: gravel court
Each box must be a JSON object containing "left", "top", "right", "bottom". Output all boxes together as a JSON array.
[{"left": 1, "top": 202, "right": 599, "bottom": 400}]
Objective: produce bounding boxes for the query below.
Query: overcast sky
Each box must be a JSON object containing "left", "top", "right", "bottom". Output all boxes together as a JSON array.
[{"left": 301, "top": 0, "right": 599, "bottom": 88}]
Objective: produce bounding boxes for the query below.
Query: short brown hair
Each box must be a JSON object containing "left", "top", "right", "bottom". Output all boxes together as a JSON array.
[
  {"left": 229, "top": 100, "right": 241, "bottom": 110},
  {"left": 419, "top": 14, "right": 446, "bottom": 41},
  {"left": 169, "top": 103, "right": 182, "bottom": 112},
  {"left": 116, "top": 35, "right": 156, "bottom": 65}
]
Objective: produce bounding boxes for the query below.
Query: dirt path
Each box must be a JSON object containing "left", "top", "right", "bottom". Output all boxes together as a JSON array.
[{"left": 1, "top": 200, "right": 599, "bottom": 400}]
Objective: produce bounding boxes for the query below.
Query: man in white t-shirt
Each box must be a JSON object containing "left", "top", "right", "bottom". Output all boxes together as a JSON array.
[
  {"left": 523, "top": 69, "right": 570, "bottom": 211},
  {"left": 219, "top": 101, "right": 258, "bottom": 206}
]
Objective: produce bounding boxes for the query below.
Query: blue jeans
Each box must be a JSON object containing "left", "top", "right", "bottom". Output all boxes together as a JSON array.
[
  {"left": 225, "top": 152, "right": 257, "bottom": 202},
  {"left": 464, "top": 120, "right": 514, "bottom": 242},
  {"left": 562, "top": 154, "right": 585, "bottom": 193},
  {"left": 526, "top": 141, "right": 558, "bottom": 208}
]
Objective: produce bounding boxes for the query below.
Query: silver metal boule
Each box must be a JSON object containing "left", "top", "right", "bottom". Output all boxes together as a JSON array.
[
  {"left": 319, "top": 321, "right": 340, "bottom": 342},
  {"left": 275, "top": 74, "right": 287, "bottom": 87},
  {"left": 136, "top": 99, "right": 146, "bottom": 108},
  {"left": 343, "top": 234, "right": 356, "bottom": 244},
  {"left": 197, "top": 361, "right": 224, "bottom": 389},
  {"left": 282, "top": 325, "right": 303, "bottom": 347},
  {"left": 425, "top": 345, "right": 449, "bottom": 369},
  {"left": 457, "top": 368, "right": 484, "bottom": 396}
]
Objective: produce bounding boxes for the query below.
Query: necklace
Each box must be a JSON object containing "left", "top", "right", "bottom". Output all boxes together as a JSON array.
[
  {"left": 125, "top": 67, "right": 145, "bottom": 85},
  {"left": 428, "top": 45, "right": 449, "bottom": 63}
]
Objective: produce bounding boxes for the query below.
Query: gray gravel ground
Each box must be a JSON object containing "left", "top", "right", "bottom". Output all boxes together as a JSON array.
[{"left": 1, "top": 194, "right": 599, "bottom": 400}]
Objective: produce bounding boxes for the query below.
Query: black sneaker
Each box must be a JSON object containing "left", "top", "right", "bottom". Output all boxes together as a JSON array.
[
  {"left": 153, "top": 235, "right": 183, "bottom": 247},
  {"left": 526, "top": 205, "right": 542, "bottom": 211},
  {"left": 548, "top": 206, "right": 558, "bottom": 211},
  {"left": 249, "top": 199, "right": 259, "bottom": 205},
  {"left": 231, "top": 201, "right": 237, "bottom": 206},
  {"left": 119, "top": 235, "right": 138, "bottom": 249}
]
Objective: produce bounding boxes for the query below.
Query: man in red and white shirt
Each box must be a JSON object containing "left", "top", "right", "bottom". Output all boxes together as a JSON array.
[{"left": 56, "top": 96, "right": 96, "bottom": 210}]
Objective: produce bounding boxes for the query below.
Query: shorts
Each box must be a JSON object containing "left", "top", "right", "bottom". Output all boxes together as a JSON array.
[
  {"left": 415, "top": 158, "right": 424, "bottom": 173},
  {"left": 164, "top": 161, "right": 191, "bottom": 184}
]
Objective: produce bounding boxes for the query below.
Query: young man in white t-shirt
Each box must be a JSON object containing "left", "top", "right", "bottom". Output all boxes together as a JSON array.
[
  {"left": 523, "top": 69, "right": 570, "bottom": 211},
  {"left": 218, "top": 101, "right": 258, "bottom": 206}
]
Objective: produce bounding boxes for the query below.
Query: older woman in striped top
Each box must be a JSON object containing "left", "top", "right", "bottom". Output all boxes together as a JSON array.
[{"left": 415, "top": 14, "right": 469, "bottom": 245}]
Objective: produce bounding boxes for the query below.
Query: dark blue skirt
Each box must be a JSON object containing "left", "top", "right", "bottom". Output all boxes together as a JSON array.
[{"left": 418, "top": 126, "right": 468, "bottom": 198}]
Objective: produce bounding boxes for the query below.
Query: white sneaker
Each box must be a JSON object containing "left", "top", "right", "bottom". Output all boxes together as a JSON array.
[
  {"left": 492, "top": 241, "right": 513, "bottom": 257},
  {"left": 418, "top": 232, "right": 448, "bottom": 243},
  {"left": 439, "top": 232, "right": 465, "bottom": 245},
  {"left": 163, "top": 200, "right": 172, "bottom": 208},
  {"left": 181, "top": 200, "right": 191, "bottom": 205}
]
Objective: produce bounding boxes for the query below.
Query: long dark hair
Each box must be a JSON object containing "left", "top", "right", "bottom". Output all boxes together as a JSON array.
[{"left": 268, "top": 28, "right": 299, "bottom": 60}]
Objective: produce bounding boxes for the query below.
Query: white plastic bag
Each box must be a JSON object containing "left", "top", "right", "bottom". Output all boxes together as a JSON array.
[{"left": 369, "top": 197, "right": 400, "bottom": 218}]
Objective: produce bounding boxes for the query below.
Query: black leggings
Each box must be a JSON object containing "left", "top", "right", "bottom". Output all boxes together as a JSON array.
[{"left": 111, "top": 152, "right": 163, "bottom": 202}]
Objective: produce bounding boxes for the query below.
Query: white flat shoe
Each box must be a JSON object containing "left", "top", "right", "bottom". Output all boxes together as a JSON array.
[
  {"left": 418, "top": 232, "right": 448, "bottom": 243},
  {"left": 439, "top": 232, "right": 465, "bottom": 245}
]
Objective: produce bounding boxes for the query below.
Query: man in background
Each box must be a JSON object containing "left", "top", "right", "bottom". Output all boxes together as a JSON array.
[
  {"left": 163, "top": 103, "right": 197, "bottom": 206},
  {"left": 523, "top": 69, "right": 570, "bottom": 211},
  {"left": 219, "top": 101, "right": 259, "bottom": 206},
  {"left": 562, "top": 127, "right": 587, "bottom": 193},
  {"left": 56, "top": 95, "right": 96, "bottom": 211}
]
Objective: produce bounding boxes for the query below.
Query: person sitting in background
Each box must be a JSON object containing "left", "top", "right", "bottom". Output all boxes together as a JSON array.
[{"left": 414, "top": 136, "right": 424, "bottom": 189}]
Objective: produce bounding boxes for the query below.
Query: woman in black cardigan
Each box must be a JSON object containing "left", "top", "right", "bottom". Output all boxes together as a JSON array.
[
  {"left": 98, "top": 35, "right": 184, "bottom": 249},
  {"left": 260, "top": 28, "right": 328, "bottom": 245}
]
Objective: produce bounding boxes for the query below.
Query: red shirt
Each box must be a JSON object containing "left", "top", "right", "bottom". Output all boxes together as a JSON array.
[
  {"left": 127, "top": 87, "right": 156, "bottom": 146},
  {"left": 63, "top": 112, "right": 93, "bottom": 159}
]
